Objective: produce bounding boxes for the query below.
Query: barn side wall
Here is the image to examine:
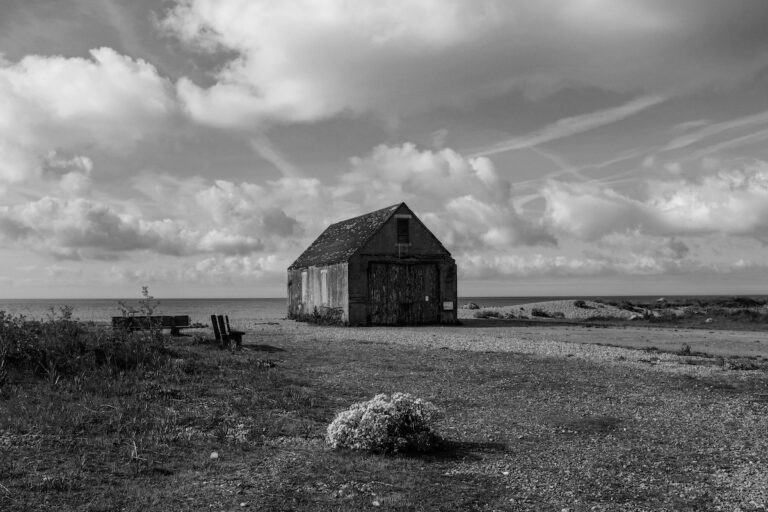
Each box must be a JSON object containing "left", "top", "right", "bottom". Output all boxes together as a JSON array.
[
  {"left": 348, "top": 205, "right": 457, "bottom": 325},
  {"left": 287, "top": 262, "right": 348, "bottom": 323}
]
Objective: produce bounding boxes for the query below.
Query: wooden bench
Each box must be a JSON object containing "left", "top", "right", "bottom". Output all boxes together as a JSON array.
[
  {"left": 112, "top": 315, "right": 191, "bottom": 336},
  {"left": 211, "top": 315, "right": 245, "bottom": 349}
]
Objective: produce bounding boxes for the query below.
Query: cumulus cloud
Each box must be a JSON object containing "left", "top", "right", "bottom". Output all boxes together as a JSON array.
[
  {"left": 0, "top": 196, "right": 267, "bottom": 260},
  {"left": 105, "top": 254, "right": 284, "bottom": 286},
  {"left": 459, "top": 252, "right": 680, "bottom": 279},
  {"left": 460, "top": 239, "right": 706, "bottom": 280},
  {"left": 0, "top": 197, "right": 170, "bottom": 259},
  {"left": 543, "top": 160, "right": 768, "bottom": 242},
  {"left": 0, "top": 139, "right": 561, "bottom": 267},
  {"left": 194, "top": 180, "right": 301, "bottom": 240},
  {"left": 0, "top": 47, "right": 176, "bottom": 182},
  {"left": 162, "top": 0, "right": 768, "bottom": 127},
  {"left": 339, "top": 143, "right": 556, "bottom": 250}
]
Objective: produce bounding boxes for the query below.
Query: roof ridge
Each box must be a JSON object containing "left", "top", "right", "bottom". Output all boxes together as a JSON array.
[
  {"left": 347, "top": 202, "right": 404, "bottom": 261},
  {"left": 287, "top": 202, "right": 405, "bottom": 269},
  {"left": 328, "top": 203, "right": 402, "bottom": 227}
]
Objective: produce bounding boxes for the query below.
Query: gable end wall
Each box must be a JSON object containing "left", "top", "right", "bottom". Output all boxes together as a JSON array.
[{"left": 347, "top": 205, "right": 457, "bottom": 325}]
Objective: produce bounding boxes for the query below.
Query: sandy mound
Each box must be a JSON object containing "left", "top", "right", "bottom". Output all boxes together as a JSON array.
[{"left": 458, "top": 299, "right": 637, "bottom": 320}]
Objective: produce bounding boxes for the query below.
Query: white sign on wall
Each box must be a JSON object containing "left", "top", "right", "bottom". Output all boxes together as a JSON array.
[{"left": 443, "top": 301, "right": 454, "bottom": 310}]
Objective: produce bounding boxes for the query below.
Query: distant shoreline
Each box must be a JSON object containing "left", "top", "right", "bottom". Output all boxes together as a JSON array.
[
  {"left": 2, "top": 295, "right": 768, "bottom": 325},
  {"left": 2, "top": 294, "right": 768, "bottom": 302}
]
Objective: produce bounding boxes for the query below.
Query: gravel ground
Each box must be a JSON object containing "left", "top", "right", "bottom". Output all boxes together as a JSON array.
[
  {"left": 240, "top": 319, "right": 768, "bottom": 510},
  {"left": 245, "top": 320, "right": 768, "bottom": 380}
]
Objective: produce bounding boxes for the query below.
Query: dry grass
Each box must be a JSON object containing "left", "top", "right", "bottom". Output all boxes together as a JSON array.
[{"left": 2, "top": 322, "right": 768, "bottom": 511}]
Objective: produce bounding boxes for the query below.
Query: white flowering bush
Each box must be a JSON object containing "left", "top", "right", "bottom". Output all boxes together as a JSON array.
[{"left": 326, "top": 393, "right": 441, "bottom": 453}]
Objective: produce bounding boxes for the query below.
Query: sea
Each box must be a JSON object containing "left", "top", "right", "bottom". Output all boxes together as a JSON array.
[{"left": 1, "top": 295, "right": 765, "bottom": 327}]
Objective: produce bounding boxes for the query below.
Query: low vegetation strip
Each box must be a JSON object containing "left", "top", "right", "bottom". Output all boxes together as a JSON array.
[
  {"left": 462, "top": 300, "right": 636, "bottom": 320},
  {"left": 462, "top": 297, "right": 768, "bottom": 331},
  {"left": 2, "top": 314, "right": 768, "bottom": 510}
]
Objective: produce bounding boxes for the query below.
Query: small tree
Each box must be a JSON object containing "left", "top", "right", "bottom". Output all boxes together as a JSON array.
[{"left": 117, "top": 286, "right": 163, "bottom": 344}]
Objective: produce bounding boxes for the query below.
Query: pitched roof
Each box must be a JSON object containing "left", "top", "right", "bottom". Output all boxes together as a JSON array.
[{"left": 288, "top": 203, "right": 402, "bottom": 269}]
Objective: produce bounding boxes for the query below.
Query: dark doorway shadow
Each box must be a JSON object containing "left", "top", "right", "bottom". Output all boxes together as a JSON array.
[
  {"left": 244, "top": 344, "right": 286, "bottom": 353},
  {"left": 419, "top": 439, "right": 510, "bottom": 462}
]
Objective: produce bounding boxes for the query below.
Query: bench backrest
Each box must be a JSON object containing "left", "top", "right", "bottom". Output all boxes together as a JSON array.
[{"left": 113, "top": 315, "right": 190, "bottom": 330}]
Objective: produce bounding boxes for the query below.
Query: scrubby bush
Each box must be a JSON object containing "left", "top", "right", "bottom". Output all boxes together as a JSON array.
[
  {"left": 294, "top": 306, "right": 344, "bottom": 325},
  {"left": 1, "top": 308, "right": 170, "bottom": 381},
  {"left": 0, "top": 289, "right": 171, "bottom": 385},
  {"left": 714, "top": 297, "right": 766, "bottom": 309},
  {"left": 326, "top": 393, "right": 441, "bottom": 454},
  {"left": 474, "top": 310, "right": 501, "bottom": 319},
  {"left": 531, "top": 308, "right": 551, "bottom": 318}
]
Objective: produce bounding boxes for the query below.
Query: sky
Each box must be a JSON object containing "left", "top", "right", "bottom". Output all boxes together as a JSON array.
[{"left": 1, "top": 0, "right": 768, "bottom": 299}]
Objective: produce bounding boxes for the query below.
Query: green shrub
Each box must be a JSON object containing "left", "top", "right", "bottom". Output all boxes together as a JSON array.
[
  {"left": 327, "top": 393, "right": 441, "bottom": 454},
  {"left": 294, "top": 306, "right": 344, "bottom": 325},
  {"left": 715, "top": 297, "right": 766, "bottom": 308},
  {"left": 474, "top": 310, "right": 501, "bottom": 319},
  {"left": 531, "top": 308, "right": 551, "bottom": 318},
  {"left": 0, "top": 289, "right": 170, "bottom": 384}
]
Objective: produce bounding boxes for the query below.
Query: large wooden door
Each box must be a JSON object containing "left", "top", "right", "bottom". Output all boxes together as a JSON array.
[{"left": 368, "top": 263, "right": 440, "bottom": 325}]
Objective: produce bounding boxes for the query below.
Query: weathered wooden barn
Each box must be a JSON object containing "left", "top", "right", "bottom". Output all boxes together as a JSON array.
[{"left": 287, "top": 203, "right": 457, "bottom": 325}]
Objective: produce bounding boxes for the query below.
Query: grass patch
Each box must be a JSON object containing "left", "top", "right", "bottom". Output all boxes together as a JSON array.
[{"left": 2, "top": 320, "right": 768, "bottom": 510}]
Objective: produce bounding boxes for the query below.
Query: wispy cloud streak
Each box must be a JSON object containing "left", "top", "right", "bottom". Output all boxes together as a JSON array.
[
  {"left": 662, "top": 109, "right": 768, "bottom": 152},
  {"left": 468, "top": 95, "right": 666, "bottom": 157},
  {"left": 249, "top": 136, "right": 301, "bottom": 177}
]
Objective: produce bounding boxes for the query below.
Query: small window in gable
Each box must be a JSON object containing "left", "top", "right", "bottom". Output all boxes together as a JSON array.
[{"left": 397, "top": 217, "right": 410, "bottom": 244}]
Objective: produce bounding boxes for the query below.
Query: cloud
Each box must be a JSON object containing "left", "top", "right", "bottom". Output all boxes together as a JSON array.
[
  {"left": 458, "top": 233, "right": 726, "bottom": 279},
  {"left": 249, "top": 136, "right": 300, "bottom": 177},
  {"left": 193, "top": 180, "right": 303, "bottom": 240},
  {"left": 0, "top": 197, "right": 172, "bottom": 259},
  {"left": 340, "top": 143, "right": 556, "bottom": 250},
  {"left": 459, "top": 252, "right": 685, "bottom": 279},
  {"left": 543, "top": 159, "right": 768, "bottom": 242},
  {"left": 104, "top": 254, "right": 284, "bottom": 286},
  {"left": 0, "top": 47, "right": 176, "bottom": 182},
  {"left": 661, "top": 109, "right": 768, "bottom": 157},
  {"left": 1, "top": 139, "right": 560, "bottom": 267},
  {"left": 0, "top": 196, "right": 267, "bottom": 260},
  {"left": 162, "top": 0, "right": 768, "bottom": 127},
  {"left": 469, "top": 95, "right": 666, "bottom": 157}
]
